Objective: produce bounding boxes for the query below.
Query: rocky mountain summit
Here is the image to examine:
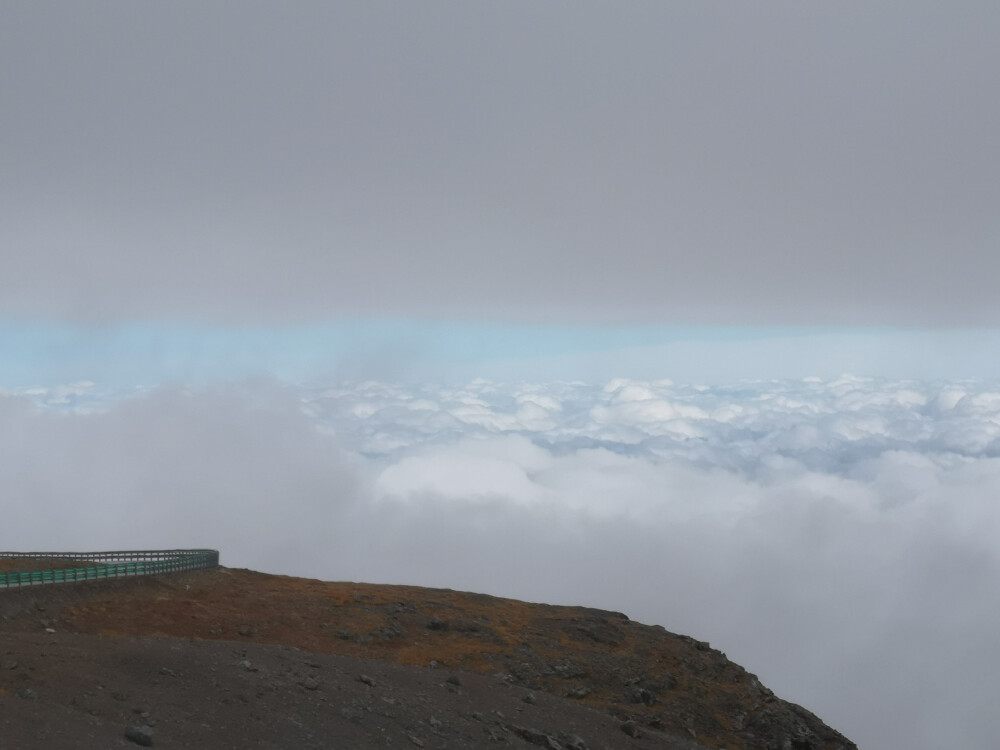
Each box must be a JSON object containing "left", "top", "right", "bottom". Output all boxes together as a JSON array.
[{"left": 0, "top": 564, "right": 856, "bottom": 749}]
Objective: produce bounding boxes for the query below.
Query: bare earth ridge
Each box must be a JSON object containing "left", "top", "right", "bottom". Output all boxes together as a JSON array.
[{"left": 0, "top": 564, "right": 857, "bottom": 750}]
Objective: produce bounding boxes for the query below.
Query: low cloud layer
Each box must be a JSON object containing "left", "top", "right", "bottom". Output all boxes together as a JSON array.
[
  {"left": 5, "top": 375, "right": 1000, "bottom": 749},
  {"left": 0, "top": 383, "right": 358, "bottom": 571}
]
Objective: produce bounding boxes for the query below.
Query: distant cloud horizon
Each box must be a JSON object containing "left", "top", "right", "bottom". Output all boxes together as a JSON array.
[{"left": 4, "top": 320, "right": 1000, "bottom": 389}]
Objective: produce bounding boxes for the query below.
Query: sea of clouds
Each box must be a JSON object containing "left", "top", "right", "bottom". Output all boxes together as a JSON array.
[{"left": 4, "top": 375, "right": 1000, "bottom": 750}]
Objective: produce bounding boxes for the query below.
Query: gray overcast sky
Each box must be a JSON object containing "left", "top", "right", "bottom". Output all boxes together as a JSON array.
[{"left": 2, "top": 2, "right": 998, "bottom": 325}]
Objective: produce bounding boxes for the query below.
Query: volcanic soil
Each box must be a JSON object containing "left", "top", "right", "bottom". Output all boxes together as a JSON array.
[{"left": 0, "top": 564, "right": 857, "bottom": 750}]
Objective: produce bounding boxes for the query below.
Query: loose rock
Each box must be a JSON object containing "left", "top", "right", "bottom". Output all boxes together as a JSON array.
[
  {"left": 511, "top": 725, "right": 562, "bottom": 749},
  {"left": 620, "top": 720, "right": 643, "bottom": 739},
  {"left": 124, "top": 725, "right": 154, "bottom": 746}
]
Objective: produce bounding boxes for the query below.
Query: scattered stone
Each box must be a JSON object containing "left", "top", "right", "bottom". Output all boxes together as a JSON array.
[
  {"left": 628, "top": 687, "right": 656, "bottom": 705},
  {"left": 44, "top": 628, "right": 56, "bottom": 634},
  {"left": 340, "top": 707, "right": 362, "bottom": 723},
  {"left": 564, "top": 621, "right": 624, "bottom": 646},
  {"left": 511, "top": 725, "right": 563, "bottom": 749},
  {"left": 407, "top": 734, "right": 425, "bottom": 747},
  {"left": 551, "top": 660, "right": 587, "bottom": 679},
  {"left": 620, "top": 720, "right": 643, "bottom": 739},
  {"left": 0, "top": 564, "right": 859, "bottom": 750},
  {"left": 124, "top": 725, "right": 154, "bottom": 746},
  {"left": 372, "top": 624, "right": 405, "bottom": 641}
]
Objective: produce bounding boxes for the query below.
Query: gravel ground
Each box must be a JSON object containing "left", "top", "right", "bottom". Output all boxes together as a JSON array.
[{"left": 1, "top": 631, "right": 707, "bottom": 750}]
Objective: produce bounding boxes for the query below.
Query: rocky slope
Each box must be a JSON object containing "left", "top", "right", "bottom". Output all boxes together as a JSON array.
[{"left": 0, "top": 565, "right": 857, "bottom": 749}]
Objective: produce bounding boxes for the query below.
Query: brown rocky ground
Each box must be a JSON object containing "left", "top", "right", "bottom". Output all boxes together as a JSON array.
[{"left": 0, "top": 564, "right": 857, "bottom": 750}]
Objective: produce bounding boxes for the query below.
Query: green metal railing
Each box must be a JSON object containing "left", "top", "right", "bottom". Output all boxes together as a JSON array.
[{"left": 0, "top": 549, "right": 219, "bottom": 589}]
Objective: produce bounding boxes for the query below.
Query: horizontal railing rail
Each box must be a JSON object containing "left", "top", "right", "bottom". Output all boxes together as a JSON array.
[{"left": 0, "top": 549, "right": 219, "bottom": 589}]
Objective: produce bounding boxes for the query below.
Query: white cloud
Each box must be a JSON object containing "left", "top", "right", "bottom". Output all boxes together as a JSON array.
[
  {"left": 6, "top": 375, "right": 1000, "bottom": 749},
  {"left": 306, "top": 375, "right": 1000, "bottom": 750},
  {"left": 376, "top": 435, "right": 551, "bottom": 507}
]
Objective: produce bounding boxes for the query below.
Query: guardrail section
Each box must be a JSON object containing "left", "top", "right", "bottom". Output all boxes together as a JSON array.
[{"left": 0, "top": 549, "right": 219, "bottom": 589}]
